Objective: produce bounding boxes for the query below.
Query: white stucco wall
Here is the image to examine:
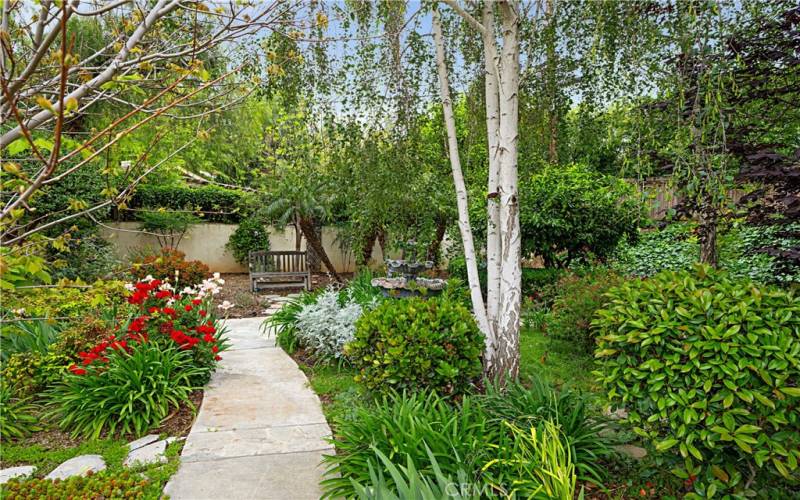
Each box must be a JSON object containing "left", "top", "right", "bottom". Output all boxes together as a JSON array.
[{"left": 100, "top": 222, "right": 385, "bottom": 274}]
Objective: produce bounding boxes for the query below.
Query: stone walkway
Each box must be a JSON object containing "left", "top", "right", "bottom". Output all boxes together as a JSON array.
[{"left": 164, "top": 316, "right": 334, "bottom": 499}]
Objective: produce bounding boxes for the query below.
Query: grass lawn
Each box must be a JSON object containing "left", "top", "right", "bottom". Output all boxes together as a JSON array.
[
  {"left": 294, "top": 356, "right": 362, "bottom": 425},
  {"left": 518, "top": 323, "right": 598, "bottom": 393}
]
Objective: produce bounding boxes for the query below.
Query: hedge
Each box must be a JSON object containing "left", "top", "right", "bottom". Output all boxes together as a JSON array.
[{"left": 125, "top": 184, "right": 244, "bottom": 223}]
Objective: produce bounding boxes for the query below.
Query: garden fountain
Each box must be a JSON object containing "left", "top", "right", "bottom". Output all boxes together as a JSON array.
[{"left": 371, "top": 242, "right": 447, "bottom": 298}]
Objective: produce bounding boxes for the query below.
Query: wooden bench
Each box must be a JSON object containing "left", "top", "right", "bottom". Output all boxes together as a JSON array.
[{"left": 249, "top": 250, "right": 311, "bottom": 292}]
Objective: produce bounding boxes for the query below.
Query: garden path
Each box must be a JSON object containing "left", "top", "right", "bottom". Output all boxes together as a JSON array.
[{"left": 164, "top": 315, "right": 333, "bottom": 499}]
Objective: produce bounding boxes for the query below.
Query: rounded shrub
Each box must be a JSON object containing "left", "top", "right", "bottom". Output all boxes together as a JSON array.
[
  {"left": 130, "top": 247, "right": 209, "bottom": 286},
  {"left": 226, "top": 218, "right": 270, "bottom": 265},
  {"left": 347, "top": 296, "right": 484, "bottom": 395},
  {"left": 594, "top": 264, "right": 800, "bottom": 495}
]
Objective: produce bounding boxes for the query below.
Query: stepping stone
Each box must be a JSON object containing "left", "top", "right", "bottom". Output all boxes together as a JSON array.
[
  {"left": 128, "top": 434, "right": 160, "bottom": 451},
  {"left": 614, "top": 444, "right": 648, "bottom": 460},
  {"left": 0, "top": 466, "right": 36, "bottom": 484},
  {"left": 46, "top": 455, "right": 105, "bottom": 480},
  {"left": 124, "top": 440, "right": 167, "bottom": 467}
]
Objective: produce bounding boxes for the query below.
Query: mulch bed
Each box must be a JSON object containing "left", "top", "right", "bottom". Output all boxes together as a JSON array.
[{"left": 154, "top": 390, "right": 203, "bottom": 438}]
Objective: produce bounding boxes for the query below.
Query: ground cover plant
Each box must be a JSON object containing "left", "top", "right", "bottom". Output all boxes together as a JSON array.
[{"left": 595, "top": 264, "right": 800, "bottom": 497}]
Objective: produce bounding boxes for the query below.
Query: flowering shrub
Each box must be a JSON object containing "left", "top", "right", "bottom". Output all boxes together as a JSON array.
[
  {"left": 294, "top": 289, "right": 366, "bottom": 361},
  {"left": 130, "top": 247, "right": 209, "bottom": 286}
]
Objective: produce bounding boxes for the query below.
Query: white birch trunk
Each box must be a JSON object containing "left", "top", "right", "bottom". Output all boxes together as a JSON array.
[
  {"left": 494, "top": 1, "right": 522, "bottom": 381},
  {"left": 431, "top": 7, "right": 493, "bottom": 343},
  {"left": 482, "top": 2, "right": 502, "bottom": 370}
]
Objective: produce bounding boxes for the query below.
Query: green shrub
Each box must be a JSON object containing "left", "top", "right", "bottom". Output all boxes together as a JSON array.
[
  {"left": 3, "top": 470, "right": 149, "bottom": 499},
  {"left": 0, "top": 384, "right": 40, "bottom": 439},
  {"left": 478, "top": 379, "right": 612, "bottom": 484},
  {"left": 520, "top": 164, "right": 640, "bottom": 268},
  {"left": 130, "top": 247, "right": 209, "bottom": 286},
  {"left": 48, "top": 341, "right": 204, "bottom": 438},
  {"left": 322, "top": 391, "right": 496, "bottom": 498},
  {"left": 547, "top": 268, "right": 625, "bottom": 353},
  {"left": 347, "top": 296, "right": 484, "bottom": 395},
  {"left": 226, "top": 218, "right": 270, "bottom": 265},
  {"left": 130, "top": 183, "right": 244, "bottom": 223},
  {"left": 1, "top": 280, "right": 128, "bottom": 319},
  {"left": 1, "top": 350, "right": 73, "bottom": 398},
  {"left": 594, "top": 265, "right": 800, "bottom": 495}
]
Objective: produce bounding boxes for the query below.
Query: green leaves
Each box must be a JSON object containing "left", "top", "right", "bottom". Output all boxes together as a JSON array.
[
  {"left": 594, "top": 265, "right": 800, "bottom": 493},
  {"left": 349, "top": 295, "right": 483, "bottom": 396}
]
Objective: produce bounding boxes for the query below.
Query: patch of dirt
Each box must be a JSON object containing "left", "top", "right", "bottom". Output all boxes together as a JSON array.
[
  {"left": 154, "top": 390, "right": 203, "bottom": 438},
  {"left": 213, "top": 273, "right": 354, "bottom": 318}
]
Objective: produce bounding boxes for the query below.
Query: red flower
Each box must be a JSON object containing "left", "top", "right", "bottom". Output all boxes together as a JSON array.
[
  {"left": 184, "top": 304, "right": 193, "bottom": 312},
  {"left": 215, "top": 355, "right": 222, "bottom": 361},
  {"left": 128, "top": 290, "right": 148, "bottom": 305},
  {"left": 192, "top": 299, "right": 202, "bottom": 306},
  {"left": 162, "top": 307, "right": 176, "bottom": 316},
  {"left": 212, "top": 345, "right": 219, "bottom": 353},
  {"left": 198, "top": 310, "right": 207, "bottom": 317},
  {"left": 69, "top": 364, "right": 87, "bottom": 375},
  {"left": 197, "top": 324, "right": 216, "bottom": 335},
  {"left": 148, "top": 306, "right": 159, "bottom": 314},
  {"left": 155, "top": 290, "right": 171, "bottom": 299},
  {"left": 203, "top": 333, "right": 214, "bottom": 343}
]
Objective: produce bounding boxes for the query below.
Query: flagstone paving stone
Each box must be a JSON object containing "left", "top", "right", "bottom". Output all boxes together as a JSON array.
[
  {"left": 0, "top": 466, "right": 36, "bottom": 484},
  {"left": 164, "top": 316, "right": 333, "bottom": 500}
]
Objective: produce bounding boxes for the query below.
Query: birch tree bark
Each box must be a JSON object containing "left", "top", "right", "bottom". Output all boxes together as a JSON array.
[
  {"left": 482, "top": 2, "right": 502, "bottom": 358},
  {"left": 494, "top": 1, "right": 523, "bottom": 381},
  {"left": 431, "top": 7, "right": 493, "bottom": 343}
]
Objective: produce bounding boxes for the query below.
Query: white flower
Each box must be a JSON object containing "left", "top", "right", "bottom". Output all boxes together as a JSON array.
[
  {"left": 143, "top": 275, "right": 155, "bottom": 282},
  {"left": 166, "top": 298, "right": 176, "bottom": 306},
  {"left": 213, "top": 272, "right": 221, "bottom": 280},
  {"left": 182, "top": 286, "right": 196, "bottom": 295},
  {"left": 124, "top": 283, "right": 136, "bottom": 292},
  {"left": 217, "top": 278, "right": 225, "bottom": 285},
  {"left": 13, "top": 308, "right": 25, "bottom": 316},
  {"left": 159, "top": 282, "right": 174, "bottom": 291},
  {"left": 218, "top": 300, "right": 235, "bottom": 311}
]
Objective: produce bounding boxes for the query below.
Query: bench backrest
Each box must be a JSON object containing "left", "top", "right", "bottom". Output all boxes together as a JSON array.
[{"left": 249, "top": 250, "right": 308, "bottom": 274}]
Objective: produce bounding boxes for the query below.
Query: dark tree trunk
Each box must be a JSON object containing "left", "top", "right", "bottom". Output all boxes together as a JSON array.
[
  {"left": 426, "top": 218, "right": 448, "bottom": 264},
  {"left": 358, "top": 229, "right": 378, "bottom": 267},
  {"left": 299, "top": 217, "right": 342, "bottom": 282},
  {"left": 293, "top": 215, "right": 302, "bottom": 251},
  {"left": 698, "top": 202, "right": 718, "bottom": 267}
]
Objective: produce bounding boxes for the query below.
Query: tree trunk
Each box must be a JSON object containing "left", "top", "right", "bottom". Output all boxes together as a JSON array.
[
  {"left": 482, "top": 1, "right": 502, "bottom": 353},
  {"left": 698, "top": 201, "right": 718, "bottom": 267},
  {"left": 358, "top": 228, "right": 378, "bottom": 267},
  {"left": 299, "top": 217, "right": 342, "bottom": 282},
  {"left": 426, "top": 217, "right": 448, "bottom": 264},
  {"left": 293, "top": 214, "right": 302, "bottom": 251},
  {"left": 432, "top": 7, "right": 493, "bottom": 342},
  {"left": 491, "top": 1, "right": 523, "bottom": 383}
]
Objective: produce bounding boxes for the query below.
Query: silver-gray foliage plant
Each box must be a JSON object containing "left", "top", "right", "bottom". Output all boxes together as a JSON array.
[{"left": 295, "top": 288, "right": 371, "bottom": 360}]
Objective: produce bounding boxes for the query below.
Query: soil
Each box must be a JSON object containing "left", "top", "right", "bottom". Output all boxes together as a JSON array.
[
  {"left": 154, "top": 390, "right": 203, "bottom": 438},
  {"left": 213, "top": 273, "right": 354, "bottom": 319}
]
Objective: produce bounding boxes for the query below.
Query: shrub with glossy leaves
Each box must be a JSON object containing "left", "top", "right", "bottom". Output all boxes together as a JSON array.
[
  {"left": 594, "top": 265, "right": 800, "bottom": 495},
  {"left": 226, "top": 218, "right": 270, "bottom": 265},
  {"left": 347, "top": 296, "right": 483, "bottom": 395},
  {"left": 48, "top": 341, "right": 204, "bottom": 438},
  {"left": 520, "top": 163, "right": 640, "bottom": 268}
]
